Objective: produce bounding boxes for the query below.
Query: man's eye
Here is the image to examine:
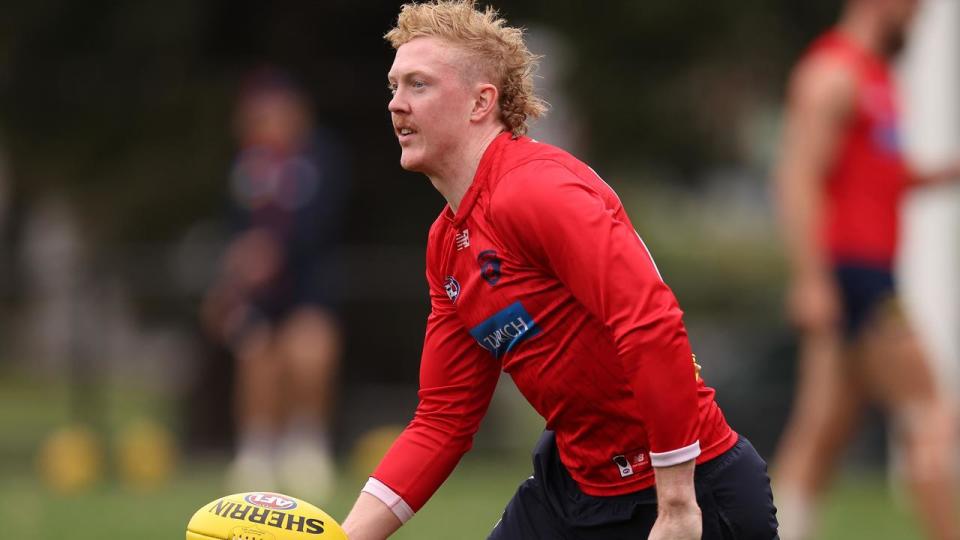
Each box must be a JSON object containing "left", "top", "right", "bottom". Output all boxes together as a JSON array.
[
  {"left": 388, "top": 84, "right": 397, "bottom": 95},
  {"left": 412, "top": 80, "right": 426, "bottom": 89}
]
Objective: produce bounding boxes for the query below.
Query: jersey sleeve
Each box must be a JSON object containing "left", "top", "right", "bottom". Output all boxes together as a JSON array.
[
  {"left": 365, "top": 234, "right": 501, "bottom": 518},
  {"left": 489, "top": 159, "right": 701, "bottom": 466}
]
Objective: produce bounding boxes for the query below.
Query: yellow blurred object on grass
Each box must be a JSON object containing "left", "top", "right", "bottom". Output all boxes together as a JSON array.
[
  {"left": 37, "top": 424, "right": 104, "bottom": 494},
  {"left": 116, "top": 419, "right": 178, "bottom": 490}
]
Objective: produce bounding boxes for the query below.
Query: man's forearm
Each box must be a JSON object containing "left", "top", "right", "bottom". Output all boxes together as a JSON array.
[
  {"left": 653, "top": 458, "right": 698, "bottom": 510},
  {"left": 341, "top": 492, "right": 403, "bottom": 540},
  {"left": 650, "top": 459, "right": 701, "bottom": 540}
]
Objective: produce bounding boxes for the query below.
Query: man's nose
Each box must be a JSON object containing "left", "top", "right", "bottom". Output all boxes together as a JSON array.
[{"left": 388, "top": 90, "right": 407, "bottom": 114}]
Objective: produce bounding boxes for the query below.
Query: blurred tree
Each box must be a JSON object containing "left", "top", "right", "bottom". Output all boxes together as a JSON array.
[
  {"left": 0, "top": 0, "right": 842, "bottom": 243},
  {"left": 0, "top": 0, "right": 853, "bottom": 456}
]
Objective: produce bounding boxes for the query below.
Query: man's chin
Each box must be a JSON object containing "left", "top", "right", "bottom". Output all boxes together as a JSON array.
[{"left": 399, "top": 152, "right": 425, "bottom": 173}]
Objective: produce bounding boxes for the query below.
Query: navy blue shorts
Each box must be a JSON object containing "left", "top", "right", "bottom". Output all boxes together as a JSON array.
[
  {"left": 834, "top": 264, "right": 896, "bottom": 338},
  {"left": 224, "top": 258, "right": 340, "bottom": 348},
  {"left": 488, "top": 432, "right": 778, "bottom": 540}
]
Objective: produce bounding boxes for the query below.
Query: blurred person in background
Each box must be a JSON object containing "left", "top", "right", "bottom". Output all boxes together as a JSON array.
[
  {"left": 200, "top": 69, "right": 348, "bottom": 502},
  {"left": 341, "top": 2, "right": 778, "bottom": 539},
  {"left": 772, "top": 0, "right": 960, "bottom": 538}
]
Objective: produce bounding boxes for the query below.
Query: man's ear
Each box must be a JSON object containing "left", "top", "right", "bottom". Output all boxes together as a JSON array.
[{"left": 471, "top": 83, "right": 499, "bottom": 122}]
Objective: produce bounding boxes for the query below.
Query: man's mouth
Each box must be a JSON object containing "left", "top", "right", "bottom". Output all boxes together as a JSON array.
[{"left": 396, "top": 126, "right": 417, "bottom": 141}]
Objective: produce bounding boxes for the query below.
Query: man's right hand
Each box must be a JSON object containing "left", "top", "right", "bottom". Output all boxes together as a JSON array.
[{"left": 787, "top": 272, "right": 841, "bottom": 332}]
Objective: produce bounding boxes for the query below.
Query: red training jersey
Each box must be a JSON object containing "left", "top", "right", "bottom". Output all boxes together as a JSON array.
[
  {"left": 369, "top": 133, "right": 736, "bottom": 517},
  {"left": 804, "top": 30, "right": 909, "bottom": 267}
]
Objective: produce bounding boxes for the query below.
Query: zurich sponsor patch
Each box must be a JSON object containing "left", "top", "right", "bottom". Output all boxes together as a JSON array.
[{"left": 469, "top": 301, "right": 540, "bottom": 358}]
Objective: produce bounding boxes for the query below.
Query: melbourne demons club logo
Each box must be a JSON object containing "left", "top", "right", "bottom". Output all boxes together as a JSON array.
[
  {"left": 244, "top": 492, "right": 299, "bottom": 510},
  {"left": 477, "top": 250, "right": 501, "bottom": 285},
  {"left": 444, "top": 275, "right": 461, "bottom": 303}
]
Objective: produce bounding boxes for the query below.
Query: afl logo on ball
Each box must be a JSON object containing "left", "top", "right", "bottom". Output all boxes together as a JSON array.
[
  {"left": 444, "top": 275, "right": 461, "bottom": 303},
  {"left": 244, "top": 492, "right": 298, "bottom": 510}
]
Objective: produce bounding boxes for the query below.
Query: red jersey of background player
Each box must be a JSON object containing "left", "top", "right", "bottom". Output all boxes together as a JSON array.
[
  {"left": 805, "top": 31, "right": 909, "bottom": 267},
  {"left": 368, "top": 132, "right": 737, "bottom": 516}
]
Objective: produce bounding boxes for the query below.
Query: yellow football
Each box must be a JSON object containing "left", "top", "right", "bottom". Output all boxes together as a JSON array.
[{"left": 186, "top": 491, "right": 347, "bottom": 540}]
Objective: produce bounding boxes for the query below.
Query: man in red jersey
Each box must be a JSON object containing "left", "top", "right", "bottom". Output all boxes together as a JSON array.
[
  {"left": 772, "top": 1, "right": 960, "bottom": 539},
  {"left": 341, "top": 1, "right": 777, "bottom": 538}
]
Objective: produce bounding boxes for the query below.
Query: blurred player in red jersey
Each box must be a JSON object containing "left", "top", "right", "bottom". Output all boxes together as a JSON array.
[
  {"left": 340, "top": 2, "right": 778, "bottom": 539},
  {"left": 772, "top": 1, "right": 960, "bottom": 538}
]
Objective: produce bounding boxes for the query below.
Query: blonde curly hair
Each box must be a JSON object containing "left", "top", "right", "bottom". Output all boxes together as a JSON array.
[{"left": 385, "top": 0, "right": 548, "bottom": 136}]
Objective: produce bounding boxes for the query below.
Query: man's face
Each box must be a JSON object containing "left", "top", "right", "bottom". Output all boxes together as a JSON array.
[
  {"left": 237, "top": 92, "right": 308, "bottom": 150},
  {"left": 387, "top": 37, "right": 476, "bottom": 174}
]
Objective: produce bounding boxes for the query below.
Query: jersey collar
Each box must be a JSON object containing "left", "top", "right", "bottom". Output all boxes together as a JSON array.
[{"left": 445, "top": 130, "right": 513, "bottom": 226}]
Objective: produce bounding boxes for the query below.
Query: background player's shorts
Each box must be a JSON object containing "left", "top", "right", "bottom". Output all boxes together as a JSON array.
[
  {"left": 224, "top": 257, "right": 341, "bottom": 349},
  {"left": 834, "top": 263, "right": 897, "bottom": 338},
  {"left": 488, "top": 431, "right": 778, "bottom": 540}
]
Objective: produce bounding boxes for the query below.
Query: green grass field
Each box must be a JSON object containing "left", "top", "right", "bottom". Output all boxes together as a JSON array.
[
  {"left": 0, "top": 457, "right": 927, "bottom": 539},
  {"left": 0, "top": 453, "right": 528, "bottom": 539},
  {"left": 0, "top": 370, "right": 929, "bottom": 539}
]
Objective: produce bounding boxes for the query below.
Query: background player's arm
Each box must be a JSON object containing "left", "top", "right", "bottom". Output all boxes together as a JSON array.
[
  {"left": 907, "top": 159, "right": 960, "bottom": 187},
  {"left": 774, "top": 56, "right": 855, "bottom": 330}
]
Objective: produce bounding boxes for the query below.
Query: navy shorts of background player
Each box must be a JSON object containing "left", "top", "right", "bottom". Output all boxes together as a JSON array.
[{"left": 833, "top": 263, "right": 897, "bottom": 338}]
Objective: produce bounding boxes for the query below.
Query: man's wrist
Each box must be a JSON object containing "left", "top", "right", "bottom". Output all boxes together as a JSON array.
[
  {"left": 656, "top": 495, "right": 699, "bottom": 514},
  {"left": 342, "top": 491, "right": 403, "bottom": 540},
  {"left": 656, "top": 485, "right": 698, "bottom": 513},
  {"left": 361, "top": 477, "right": 415, "bottom": 524},
  {"left": 652, "top": 457, "right": 697, "bottom": 512}
]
